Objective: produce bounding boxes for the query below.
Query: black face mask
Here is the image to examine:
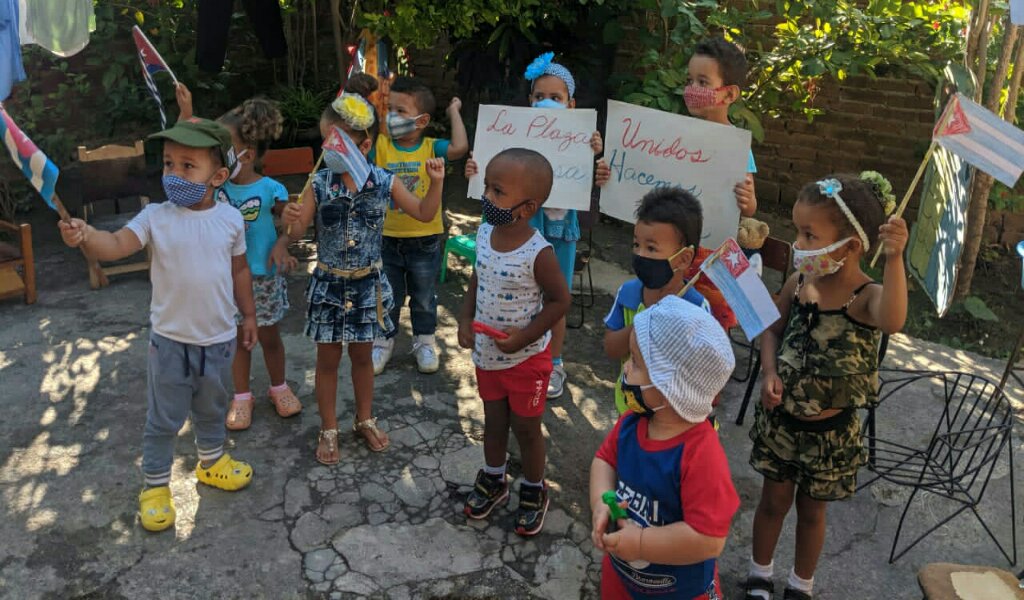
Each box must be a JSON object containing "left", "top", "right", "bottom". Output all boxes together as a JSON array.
[
  {"left": 632, "top": 247, "right": 688, "bottom": 289},
  {"left": 620, "top": 371, "right": 660, "bottom": 418}
]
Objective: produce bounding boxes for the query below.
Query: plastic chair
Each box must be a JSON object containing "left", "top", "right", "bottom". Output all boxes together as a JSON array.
[
  {"left": 0, "top": 220, "right": 35, "bottom": 304},
  {"left": 730, "top": 236, "right": 792, "bottom": 388},
  {"left": 439, "top": 233, "right": 476, "bottom": 283},
  {"left": 858, "top": 370, "right": 1017, "bottom": 565}
]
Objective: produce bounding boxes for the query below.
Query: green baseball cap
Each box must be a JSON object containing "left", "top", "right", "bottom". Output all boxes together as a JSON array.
[{"left": 148, "top": 117, "right": 237, "bottom": 172}]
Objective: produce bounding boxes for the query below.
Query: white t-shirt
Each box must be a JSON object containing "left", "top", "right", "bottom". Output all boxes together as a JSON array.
[
  {"left": 472, "top": 222, "right": 552, "bottom": 370},
  {"left": 127, "top": 201, "right": 246, "bottom": 346}
]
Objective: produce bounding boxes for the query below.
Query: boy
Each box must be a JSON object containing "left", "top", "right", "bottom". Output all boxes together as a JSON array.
[
  {"left": 59, "top": 118, "right": 257, "bottom": 532},
  {"left": 683, "top": 36, "right": 758, "bottom": 330},
  {"left": 590, "top": 296, "right": 739, "bottom": 599},
  {"left": 456, "top": 148, "right": 570, "bottom": 536},
  {"left": 604, "top": 187, "right": 711, "bottom": 414},
  {"left": 372, "top": 76, "right": 469, "bottom": 375}
]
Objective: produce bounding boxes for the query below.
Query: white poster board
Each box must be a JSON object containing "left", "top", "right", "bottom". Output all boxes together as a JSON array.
[
  {"left": 602, "top": 99, "right": 751, "bottom": 248},
  {"left": 468, "top": 105, "right": 596, "bottom": 211}
]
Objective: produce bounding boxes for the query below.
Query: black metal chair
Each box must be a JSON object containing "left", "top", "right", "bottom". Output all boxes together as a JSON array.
[
  {"left": 858, "top": 370, "right": 1017, "bottom": 565},
  {"left": 729, "top": 237, "right": 792, "bottom": 386},
  {"left": 567, "top": 188, "right": 600, "bottom": 329}
]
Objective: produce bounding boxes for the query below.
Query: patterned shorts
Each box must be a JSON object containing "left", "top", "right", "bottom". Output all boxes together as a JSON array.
[
  {"left": 749, "top": 403, "right": 866, "bottom": 501},
  {"left": 236, "top": 275, "right": 289, "bottom": 327}
]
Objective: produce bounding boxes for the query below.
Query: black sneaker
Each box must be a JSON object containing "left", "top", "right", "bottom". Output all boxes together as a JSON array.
[
  {"left": 741, "top": 577, "right": 774, "bottom": 600},
  {"left": 514, "top": 482, "right": 549, "bottom": 536},
  {"left": 463, "top": 470, "right": 509, "bottom": 519},
  {"left": 783, "top": 587, "right": 812, "bottom": 600}
]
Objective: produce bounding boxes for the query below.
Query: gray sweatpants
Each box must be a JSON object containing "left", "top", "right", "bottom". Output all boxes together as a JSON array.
[{"left": 142, "top": 332, "right": 236, "bottom": 487}]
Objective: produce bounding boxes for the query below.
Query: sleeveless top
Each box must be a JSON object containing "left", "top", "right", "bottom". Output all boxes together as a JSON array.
[
  {"left": 777, "top": 275, "right": 882, "bottom": 417},
  {"left": 472, "top": 222, "right": 552, "bottom": 370}
]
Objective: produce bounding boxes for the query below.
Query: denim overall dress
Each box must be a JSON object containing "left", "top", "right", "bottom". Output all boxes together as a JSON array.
[{"left": 304, "top": 166, "right": 396, "bottom": 344}]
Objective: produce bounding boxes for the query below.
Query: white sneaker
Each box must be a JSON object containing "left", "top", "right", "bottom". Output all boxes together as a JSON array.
[
  {"left": 372, "top": 337, "right": 395, "bottom": 375},
  {"left": 411, "top": 334, "right": 440, "bottom": 374},
  {"left": 547, "top": 364, "right": 566, "bottom": 399}
]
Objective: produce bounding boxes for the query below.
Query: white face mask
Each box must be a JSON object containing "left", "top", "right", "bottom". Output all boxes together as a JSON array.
[{"left": 792, "top": 237, "right": 854, "bottom": 277}]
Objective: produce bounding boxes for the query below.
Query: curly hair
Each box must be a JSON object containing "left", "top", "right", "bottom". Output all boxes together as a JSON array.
[
  {"left": 322, "top": 74, "right": 380, "bottom": 142},
  {"left": 797, "top": 173, "right": 888, "bottom": 249},
  {"left": 218, "top": 97, "right": 283, "bottom": 170},
  {"left": 635, "top": 187, "right": 703, "bottom": 248}
]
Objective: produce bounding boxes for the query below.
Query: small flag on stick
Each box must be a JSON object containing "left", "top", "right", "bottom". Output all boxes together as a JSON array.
[
  {"left": 0, "top": 104, "right": 60, "bottom": 211},
  {"left": 933, "top": 93, "right": 1024, "bottom": 188},
  {"left": 132, "top": 26, "right": 178, "bottom": 128},
  {"left": 699, "top": 238, "right": 780, "bottom": 340},
  {"left": 323, "top": 126, "right": 371, "bottom": 191}
]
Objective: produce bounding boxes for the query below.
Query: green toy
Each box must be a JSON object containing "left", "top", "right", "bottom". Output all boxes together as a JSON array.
[{"left": 602, "top": 490, "right": 628, "bottom": 521}]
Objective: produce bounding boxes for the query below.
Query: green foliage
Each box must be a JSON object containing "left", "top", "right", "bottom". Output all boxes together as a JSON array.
[
  {"left": 273, "top": 86, "right": 332, "bottom": 138},
  {"left": 961, "top": 295, "right": 1000, "bottom": 322},
  {"left": 989, "top": 182, "right": 1024, "bottom": 213}
]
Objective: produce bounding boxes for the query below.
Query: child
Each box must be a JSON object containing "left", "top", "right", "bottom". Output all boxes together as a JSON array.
[
  {"left": 59, "top": 118, "right": 257, "bottom": 532},
  {"left": 371, "top": 75, "right": 468, "bottom": 375},
  {"left": 682, "top": 36, "right": 758, "bottom": 331},
  {"left": 216, "top": 97, "right": 302, "bottom": 430},
  {"left": 282, "top": 77, "right": 446, "bottom": 465},
  {"left": 743, "top": 174, "right": 907, "bottom": 600},
  {"left": 590, "top": 295, "right": 739, "bottom": 599},
  {"left": 456, "top": 148, "right": 571, "bottom": 536},
  {"left": 465, "top": 52, "right": 610, "bottom": 400},
  {"left": 604, "top": 187, "right": 712, "bottom": 414}
]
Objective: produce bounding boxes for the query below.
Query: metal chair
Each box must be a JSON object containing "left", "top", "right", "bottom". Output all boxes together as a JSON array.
[
  {"left": 998, "top": 240, "right": 1024, "bottom": 394},
  {"left": 858, "top": 370, "right": 1017, "bottom": 565},
  {"left": 730, "top": 236, "right": 792, "bottom": 386},
  {"left": 567, "top": 189, "right": 600, "bottom": 329}
]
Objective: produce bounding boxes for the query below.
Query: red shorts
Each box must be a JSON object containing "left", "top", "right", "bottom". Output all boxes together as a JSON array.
[
  {"left": 475, "top": 347, "right": 552, "bottom": 418},
  {"left": 601, "top": 555, "right": 722, "bottom": 599}
]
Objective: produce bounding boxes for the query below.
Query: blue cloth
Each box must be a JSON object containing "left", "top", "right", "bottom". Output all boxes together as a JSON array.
[
  {"left": 368, "top": 137, "right": 450, "bottom": 163},
  {"left": 382, "top": 233, "right": 443, "bottom": 338},
  {"left": 218, "top": 177, "right": 288, "bottom": 277},
  {"left": 604, "top": 277, "right": 710, "bottom": 331},
  {"left": 0, "top": 0, "right": 26, "bottom": 101},
  {"left": 530, "top": 208, "right": 580, "bottom": 243},
  {"left": 748, "top": 150, "right": 757, "bottom": 174}
]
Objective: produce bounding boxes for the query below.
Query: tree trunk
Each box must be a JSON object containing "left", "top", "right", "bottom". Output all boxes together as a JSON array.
[
  {"left": 954, "top": 21, "right": 1021, "bottom": 301},
  {"left": 1005, "top": 37, "right": 1024, "bottom": 123},
  {"left": 331, "top": 0, "right": 346, "bottom": 83}
]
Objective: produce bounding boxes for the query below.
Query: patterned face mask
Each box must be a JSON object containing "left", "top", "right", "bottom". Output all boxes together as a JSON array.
[
  {"left": 162, "top": 174, "right": 209, "bottom": 207},
  {"left": 386, "top": 112, "right": 423, "bottom": 138},
  {"left": 481, "top": 195, "right": 529, "bottom": 226},
  {"left": 683, "top": 84, "right": 726, "bottom": 112},
  {"left": 620, "top": 370, "right": 662, "bottom": 418},
  {"left": 792, "top": 237, "right": 854, "bottom": 277}
]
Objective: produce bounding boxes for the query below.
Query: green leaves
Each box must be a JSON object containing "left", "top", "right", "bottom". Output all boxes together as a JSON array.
[{"left": 962, "top": 296, "right": 1000, "bottom": 322}]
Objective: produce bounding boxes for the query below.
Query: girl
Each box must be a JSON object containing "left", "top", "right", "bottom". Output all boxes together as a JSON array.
[
  {"left": 742, "top": 173, "right": 907, "bottom": 600},
  {"left": 465, "top": 52, "right": 610, "bottom": 400},
  {"left": 217, "top": 98, "right": 302, "bottom": 430},
  {"left": 282, "top": 76, "right": 445, "bottom": 465}
]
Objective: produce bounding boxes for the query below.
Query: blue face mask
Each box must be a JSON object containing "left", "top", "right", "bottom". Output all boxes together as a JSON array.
[
  {"left": 162, "top": 175, "right": 209, "bottom": 208},
  {"left": 532, "top": 98, "right": 567, "bottom": 109},
  {"left": 481, "top": 195, "right": 529, "bottom": 226},
  {"left": 386, "top": 112, "right": 423, "bottom": 138}
]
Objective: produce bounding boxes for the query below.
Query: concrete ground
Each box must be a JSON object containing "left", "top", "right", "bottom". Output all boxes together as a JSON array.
[{"left": 0, "top": 197, "right": 1022, "bottom": 600}]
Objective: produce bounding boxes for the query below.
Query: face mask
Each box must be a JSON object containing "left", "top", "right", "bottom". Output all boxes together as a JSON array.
[
  {"left": 532, "top": 98, "right": 567, "bottom": 109},
  {"left": 632, "top": 246, "right": 688, "bottom": 290},
  {"left": 481, "top": 195, "right": 528, "bottom": 226},
  {"left": 228, "top": 148, "right": 247, "bottom": 180},
  {"left": 621, "top": 371, "right": 661, "bottom": 418},
  {"left": 792, "top": 237, "right": 854, "bottom": 277},
  {"left": 162, "top": 174, "right": 209, "bottom": 208},
  {"left": 386, "top": 112, "right": 423, "bottom": 138},
  {"left": 683, "top": 84, "right": 726, "bottom": 112}
]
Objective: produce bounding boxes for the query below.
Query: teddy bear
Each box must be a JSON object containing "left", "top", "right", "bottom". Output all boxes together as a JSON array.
[{"left": 737, "top": 217, "right": 769, "bottom": 250}]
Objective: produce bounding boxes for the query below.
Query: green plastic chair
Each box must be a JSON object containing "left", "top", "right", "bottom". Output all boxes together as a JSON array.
[{"left": 439, "top": 233, "right": 477, "bottom": 282}]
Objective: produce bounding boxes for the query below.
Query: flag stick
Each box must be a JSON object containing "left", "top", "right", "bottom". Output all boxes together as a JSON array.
[
  {"left": 679, "top": 243, "right": 728, "bottom": 296},
  {"left": 52, "top": 192, "right": 109, "bottom": 288},
  {"left": 286, "top": 152, "right": 326, "bottom": 236}
]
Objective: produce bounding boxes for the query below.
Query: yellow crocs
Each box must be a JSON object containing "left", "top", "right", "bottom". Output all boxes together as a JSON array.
[
  {"left": 195, "top": 453, "right": 253, "bottom": 491},
  {"left": 139, "top": 486, "right": 176, "bottom": 532}
]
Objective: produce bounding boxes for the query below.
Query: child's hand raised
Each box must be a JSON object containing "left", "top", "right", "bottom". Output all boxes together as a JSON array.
[
  {"left": 464, "top": 153, "right": 478, "bottom": 180},
  {"left": 282, "top": 202, "right": 303, "bottom": 228},
  {"left": 602, "top": 520, "right": 644, "bottom": 563},
  {"left": 58, "top": 218, "right": 88, "bottom": 248},
  {"left": 457, "top": 319, "right": 475, "bottom": 349},
  {"left": 595, "top": 158, "right": 610, "bottom": 188},
  {"left": 175, "top": 83, "right": 193, "bottom": 121},
  {"left": 447, "top": 96, "right": 463, "bottom": 114},
  {"left": 590, "top": 130, "right": 603, "bottom": 155},
  {"left": 735, "top": 173, "right": 756, "bottom": 216},
  {"left": 425, "top": 157, "right": 446, "bottom": 183},
  {"left": 760, "top": 371, "right": 783, "bottom": 411},
  {"left": 878, "top": 215, "right": 908, "bottom": 258}
]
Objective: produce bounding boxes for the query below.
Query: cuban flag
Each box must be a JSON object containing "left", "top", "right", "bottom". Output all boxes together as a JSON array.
[
  {"left": 132, "top": 26, "right": 177, "bottom": 128},
  {"left": 324, "top": 127, "right": 371, "bottom": 191},
  {"left": 934, "top": 93, "right": 1024, "bottom": 188},
  {"left": 699, "top": 238, "right": 780, "bottom": 340},
  {"left": 0, "top": 105, "right": 59, "bottom": 211}
]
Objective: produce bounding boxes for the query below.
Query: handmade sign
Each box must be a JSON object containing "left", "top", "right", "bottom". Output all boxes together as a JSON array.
[
  {"left": 602, "top": 99, "right": 751, "bottom": 248},
  {"left": 467, "top": 105, "right": 596, "bottom": 211}
]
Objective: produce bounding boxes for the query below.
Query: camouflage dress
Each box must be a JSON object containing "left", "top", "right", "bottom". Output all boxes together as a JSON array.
[{"left": 749, "top": 276, "right": 881, "bottom": 500}]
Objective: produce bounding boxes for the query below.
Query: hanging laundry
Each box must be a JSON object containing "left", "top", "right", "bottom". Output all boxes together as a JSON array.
[
  {"left": 0, "top": 0, "right": 26, "bottom": 101},
  {"left": 196, "top": 0, "right": 287, "bottom": 73},
  {"left": 18, "top": 0, "right": 94, "bottom": 57}
]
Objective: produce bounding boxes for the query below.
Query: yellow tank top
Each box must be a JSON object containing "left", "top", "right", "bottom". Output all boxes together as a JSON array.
[{"left": 375, "top": 135, "right": 444, "bottom": 237}]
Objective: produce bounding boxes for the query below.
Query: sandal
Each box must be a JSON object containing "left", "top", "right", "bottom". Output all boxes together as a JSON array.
[
  {"left": 225, "top": 395, "right": 254, "bottom": 431},
  {"left": 741, "top": 576, "right": 775, "bottom": 600},
  {"left": 138, "top": 486, "right": 176, "bottom": 532},
  {"left": 269, "top": 385, "right": 302, "bottom": 418},
  {"left": 316, "top": 428, "right": 340, "bottom": 465},
  {"left": 195, "top": 453, "right": 253, "bottom": 491},
  {"left": 353, "top": 417, "right": 390, "bottom": 452}
]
